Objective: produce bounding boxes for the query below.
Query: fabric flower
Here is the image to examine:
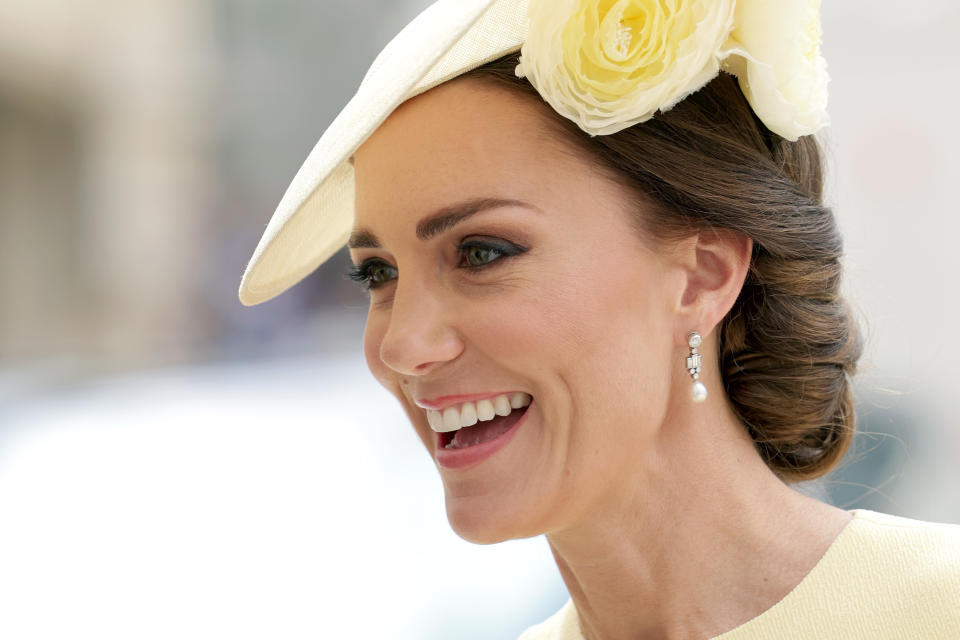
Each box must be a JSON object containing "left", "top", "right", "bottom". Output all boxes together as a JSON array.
[
  {"left": 516, "top": 0, "right": 736, "bottom": 136},
  {"left": 720, "top": 0, "right": 829, "bottom": 141}
]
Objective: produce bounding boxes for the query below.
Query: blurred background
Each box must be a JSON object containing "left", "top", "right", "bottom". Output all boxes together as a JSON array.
[{"left": 1, "top": 0, "right": 958, "bottom": 638}]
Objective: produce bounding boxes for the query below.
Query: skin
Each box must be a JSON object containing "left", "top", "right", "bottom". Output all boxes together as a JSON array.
[{"left": 349, "top": 79, "right": 852, "bottom": 640}]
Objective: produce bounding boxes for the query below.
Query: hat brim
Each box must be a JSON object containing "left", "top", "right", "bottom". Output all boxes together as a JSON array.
[{"left": 238, "top": 0, "right": 528, "bottom": 306}]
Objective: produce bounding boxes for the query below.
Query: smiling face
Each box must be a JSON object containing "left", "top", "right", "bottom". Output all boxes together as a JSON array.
[{"left": 349, "top": 79, "right": 690, "bottom": 544}]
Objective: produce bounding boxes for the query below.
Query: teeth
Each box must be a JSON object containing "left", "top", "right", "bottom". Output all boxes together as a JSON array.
[
  {"left": 459, "top": 402, "right": 478, "bottom": 427},
  {"left": 425, "top": 393, "right": 532, "bottom": 433},
  {"left": 510, "top": 392, "right": 531, "bottom": 409},
  {"left": 476, "top": 399, "right": 496, "bottom": 422},
  {"left": 442, "top": 407, "right": 460, "bottom": 431},
  {"left": 426, "top": 410, "right": 445, "bottom": 432}
]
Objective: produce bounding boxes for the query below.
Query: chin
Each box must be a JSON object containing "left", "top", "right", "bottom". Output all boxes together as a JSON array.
[
  {"left": 444, "top": 495, "right": 520, "bottom": 545},
  {"left": 444, "top": 492, "right": 546, "bottom": 544}
]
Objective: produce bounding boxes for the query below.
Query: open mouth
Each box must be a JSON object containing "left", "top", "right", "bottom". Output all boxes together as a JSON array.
[
  {"left": 424, "top": 392, "right": 532, "bottom": 451},
  {"left": 439, "top": 401, "right": 531, "bottom": 450}
]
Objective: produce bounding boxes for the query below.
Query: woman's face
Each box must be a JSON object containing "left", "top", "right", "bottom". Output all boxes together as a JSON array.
[{"left": 350, "top": 80, "right": 689, "bottom": 543}]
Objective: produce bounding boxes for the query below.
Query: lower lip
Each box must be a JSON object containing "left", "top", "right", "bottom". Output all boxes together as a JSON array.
[{"left": 434, "top": 404, "right": 531, "bottom": 471}]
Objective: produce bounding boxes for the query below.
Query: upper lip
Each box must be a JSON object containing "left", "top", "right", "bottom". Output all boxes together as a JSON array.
[{"left": 414, "top": 391, "right": 526, "bottom": 412}]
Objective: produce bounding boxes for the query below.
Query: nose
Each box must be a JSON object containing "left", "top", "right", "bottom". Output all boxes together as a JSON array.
[{"left": 378, "top": 278, "right": 464, "bottom": 376}]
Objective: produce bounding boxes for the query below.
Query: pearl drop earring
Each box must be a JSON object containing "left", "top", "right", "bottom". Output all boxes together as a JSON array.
[{"left": 686, "top": 331, "right": 707, "bottom": 403}]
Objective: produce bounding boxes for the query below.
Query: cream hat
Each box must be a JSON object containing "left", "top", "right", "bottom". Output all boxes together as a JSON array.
[
  {"left": 238, "top": 0, "right": 829, "bottom": 305},
  {"left": 238, "top": 0, "right": 528, "bottom": 306}
]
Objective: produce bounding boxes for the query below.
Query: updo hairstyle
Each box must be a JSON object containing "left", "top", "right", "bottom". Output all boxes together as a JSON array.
[{"left": 463, "top": 53, "right": 863, "bottom": 483}]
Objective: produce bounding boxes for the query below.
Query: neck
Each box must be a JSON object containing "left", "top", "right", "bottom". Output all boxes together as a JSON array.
[{"left": 543, "top": 397, "right": 851, "bottom": 640}]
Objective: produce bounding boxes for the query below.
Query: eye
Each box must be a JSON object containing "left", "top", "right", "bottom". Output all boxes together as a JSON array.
[
  {"left": 457, "top": 238, "right": 527, "bottom": 270},
  {"left": 347, "top": 259, "right": 397, "bottom": 291},
  {"left": 462, "top": 244, "right": 502, "bottom": 268}
]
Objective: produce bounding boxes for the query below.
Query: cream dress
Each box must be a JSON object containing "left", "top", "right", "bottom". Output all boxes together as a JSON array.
[{"left": 518, "top": 509, "right": 960, "bottom": 639}]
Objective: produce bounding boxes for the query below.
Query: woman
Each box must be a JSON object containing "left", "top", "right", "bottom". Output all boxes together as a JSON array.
[{"left": 238, "top": 1, "right": 960, "bottom": 638}]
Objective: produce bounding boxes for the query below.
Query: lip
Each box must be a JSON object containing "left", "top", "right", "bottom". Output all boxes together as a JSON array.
[
  {"left": 415, "top": 391, "right": 525, "bottom": 412},
  {"left": 434, "top": 402, "right": 531, "bottom": 471}
]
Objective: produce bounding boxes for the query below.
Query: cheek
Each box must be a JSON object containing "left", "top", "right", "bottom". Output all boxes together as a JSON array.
[{"left": 497, "top": 249, "right": 671, "bottom": 431}]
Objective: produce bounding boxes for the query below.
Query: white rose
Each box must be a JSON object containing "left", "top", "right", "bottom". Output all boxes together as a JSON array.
[
  {"left": 721, "top": 0, "right": 829, "bottom": 141},
  {"left": 516, "top": 0, "right": 736, "bottom": 137}
]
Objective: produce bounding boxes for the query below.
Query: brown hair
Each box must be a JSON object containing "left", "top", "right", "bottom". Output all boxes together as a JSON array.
[{"left": 463, "top": 53, "right": 862, "bottom": 483}]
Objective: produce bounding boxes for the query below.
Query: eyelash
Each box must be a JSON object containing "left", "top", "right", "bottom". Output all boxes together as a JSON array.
[{"left": 347, "top": 239, "right": 527, "bottom": 291}]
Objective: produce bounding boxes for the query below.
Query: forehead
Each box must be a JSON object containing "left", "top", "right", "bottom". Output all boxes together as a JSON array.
[
  {"left": 351, "top": 79, "right": 598, "bottom": 227},
  {"left": 356, "top": 77, "right": 562, "bottom": 164}
]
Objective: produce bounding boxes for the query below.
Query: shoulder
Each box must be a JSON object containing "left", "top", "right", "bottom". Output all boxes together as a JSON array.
[
  {"left": 517, "top": 598, "right": 581, "bottom": 640},
  {"left": 842, "top": 509, "right": 960, "bottom": 601},
  {"left": 518, "top": 512, "right": 960, "bottom": 640},
  {"left": 845, "top": 509, "right": 960, "bottom": 578},
  {"left": 788, "top": 508, "right": 960, "bottom": 638},
  {"left": 717, "top": 509, "right": 960, "bottom": 639}
]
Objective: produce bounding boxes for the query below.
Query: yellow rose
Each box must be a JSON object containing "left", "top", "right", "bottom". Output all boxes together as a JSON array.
[
  {"left": 516, "top": 0, "right": 736, "bottom": 136},
  {"left": 721, "top": 0, "right": 829, "bottom": 141}
]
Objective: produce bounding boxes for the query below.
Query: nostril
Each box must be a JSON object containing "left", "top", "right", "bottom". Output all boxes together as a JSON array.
[{"left": 378, "top": 304, "right": 465, "bottom": 376}]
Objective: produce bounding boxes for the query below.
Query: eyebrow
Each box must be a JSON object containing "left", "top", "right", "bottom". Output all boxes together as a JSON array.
[{"left": 347, "top": 197, "right": 535, "bottom": 249}]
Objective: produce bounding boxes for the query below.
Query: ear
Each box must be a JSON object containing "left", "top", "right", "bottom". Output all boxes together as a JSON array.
[{"left": 675, "top": 229, "right": 753, "bottom": 339}]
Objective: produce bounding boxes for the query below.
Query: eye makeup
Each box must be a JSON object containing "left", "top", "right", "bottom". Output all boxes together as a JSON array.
[
  {"left": 347, "top": 235, "right": 529, "bottom": 291},
  {"left": 457, "top": 236, "right": 529, "bottom": 270}
]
